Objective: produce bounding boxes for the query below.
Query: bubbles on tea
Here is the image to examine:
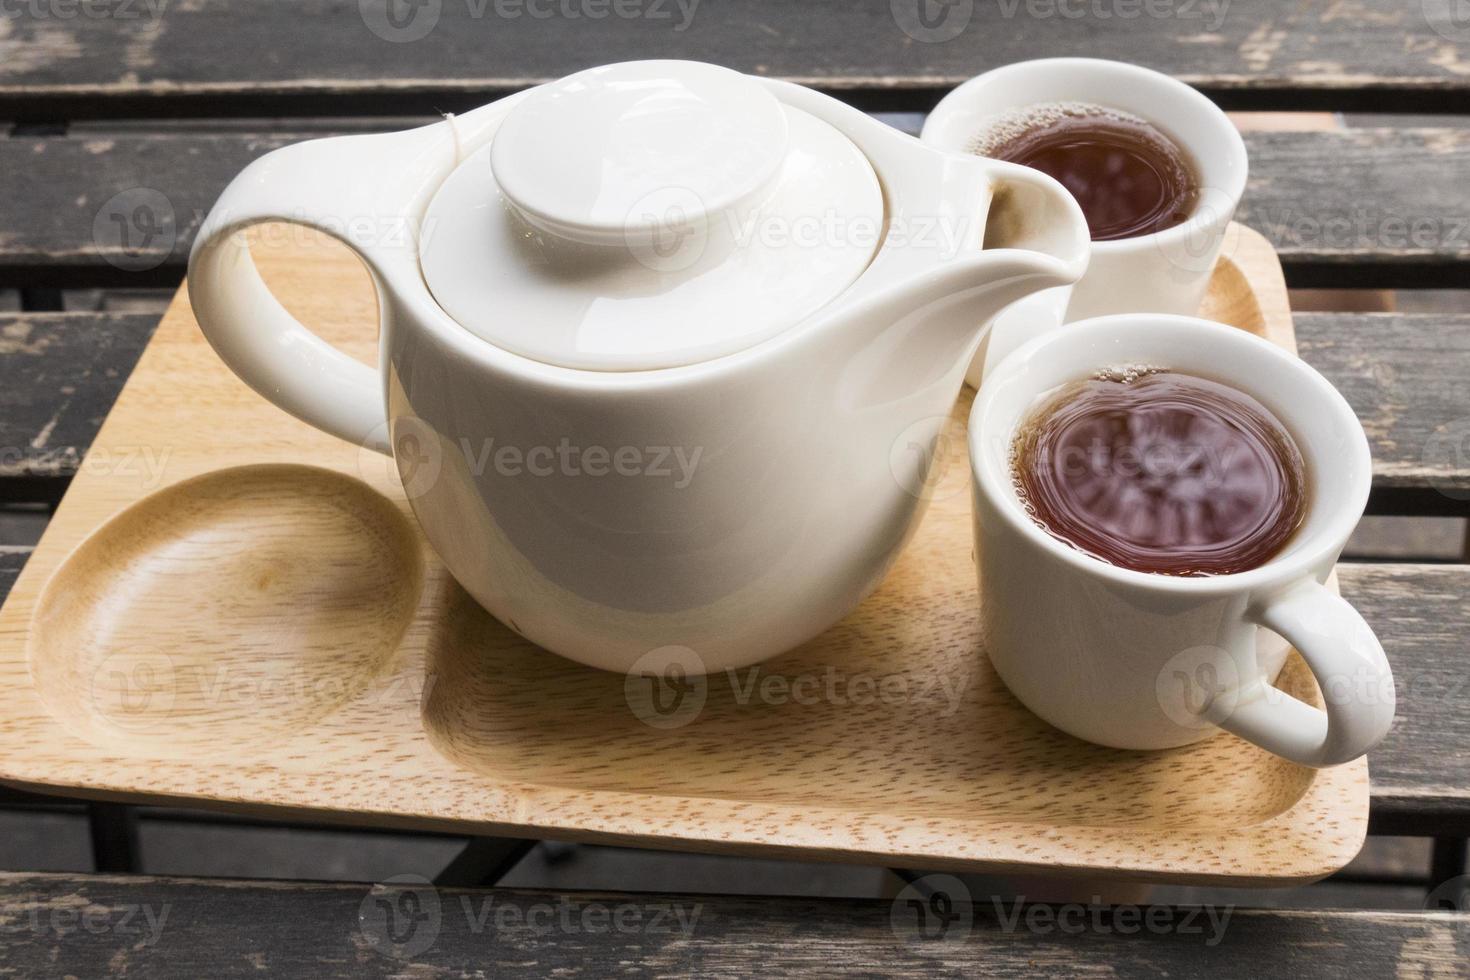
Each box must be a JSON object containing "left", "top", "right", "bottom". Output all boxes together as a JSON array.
[
  {"left": 1011, "top": 370, "right": 1307, "bottom": 577},
  {"left": 969, "top": 101, "right": 1200, "bottom": 242},
  {"left": 967, "top": 101, "right": 1139, "bottom": 157},
  {"left": 1091, "top": 363, "right": 1162, "bottom": 385}
]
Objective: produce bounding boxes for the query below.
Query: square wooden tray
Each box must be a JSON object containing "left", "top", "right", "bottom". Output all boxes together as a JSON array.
[{"left": 0, "top": 222, "right": 1367, "bottom": 885}]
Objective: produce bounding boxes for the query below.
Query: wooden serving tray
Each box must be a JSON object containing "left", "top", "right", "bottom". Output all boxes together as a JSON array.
[{"left": 0, "top": 223, "right": 1367, "bottom": 884}]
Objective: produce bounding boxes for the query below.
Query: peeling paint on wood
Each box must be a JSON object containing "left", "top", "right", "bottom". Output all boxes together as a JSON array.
[
  {"left": 0, "top": 873, "right": 1464, "bottom": 977},
  {"left": 4, "top": 128, "right": 1469, "bottom": 289},
  {"left": 3, "top": 311, "right": 1467, "bottom": 506},
  {"left": 1338, "top": 563, "right": 1470, "bottom": 832},
  {"left": 0, "top": 313, "right": 155, "bottom": 489},
  {"left": 1298, "top": 314, "right": 1470, "bottom": 498},
  {"left": 0, "top": 0, "right": 1469, "bottom": 119}
]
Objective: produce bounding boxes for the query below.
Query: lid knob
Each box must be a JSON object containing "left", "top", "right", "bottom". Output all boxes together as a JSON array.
[{"left": 490, "top": 61, "right": 790, "bottom": 246}]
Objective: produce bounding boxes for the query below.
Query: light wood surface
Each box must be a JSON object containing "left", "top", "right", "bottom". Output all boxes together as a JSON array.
[{"left": 0, "top": 223, "right": 1368, "bottom": 884}]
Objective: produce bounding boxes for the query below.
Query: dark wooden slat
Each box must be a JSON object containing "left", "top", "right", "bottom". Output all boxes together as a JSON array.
[
  {"left": 0, "top": 547, "right": 29, "bottom": 605},
  {"left": 1238, "top": 130, "right": 1470, "bottom": 289},
  {"left": 6, "top": 128, "right": 1470, "bottom": 289},
  {"left": 0, "top": 872, "right": 1466, "bottom": 977},
  {"left": 1342, "top": 563, "right": 1470, "bottom": 837},
  {"left": 0, "top": 312, "right": 157, "bottom": 501},
  {"left": 3, "top": 307, "right": 1469, "bottom": 511},
  {"left": 3, "top": 0, "right": 1470, "bottom": 121},
  {"left": 0, "top": 134, "right": 303, "bottom": 289},
  {"left": 1297, "top": 313, "right": 1470, "bottom": 512}
]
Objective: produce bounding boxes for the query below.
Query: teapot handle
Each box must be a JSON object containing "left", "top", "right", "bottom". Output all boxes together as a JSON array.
[{"left": 188, "top": 125, "right": 456, "bottom": 454}]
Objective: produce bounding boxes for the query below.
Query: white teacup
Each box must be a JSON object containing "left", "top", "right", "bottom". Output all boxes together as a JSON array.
[
  {"left": 923, "top": 58, "right": 1249, "bottom": 386},
  {"left": 968, "top": 315, "right": 1395, "bottom": 768}
]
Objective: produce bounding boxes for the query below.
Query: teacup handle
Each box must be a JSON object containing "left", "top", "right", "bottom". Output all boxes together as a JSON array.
[
  {"left": 188, "top": 124, "right": 458, "bottom": 455},
  {"left": 1216, "top": 578, "right": 1395, "bottom": 768}
]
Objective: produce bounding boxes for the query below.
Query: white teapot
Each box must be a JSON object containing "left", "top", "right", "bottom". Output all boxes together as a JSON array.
[{"left": 189, "top": 60, "right": 1087, "bottom": 673}]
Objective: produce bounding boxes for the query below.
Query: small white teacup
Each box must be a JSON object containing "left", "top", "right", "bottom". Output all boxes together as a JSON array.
[
  {"left": 968, "top": 315, "right": 1394, "bottom": 768},
  {"left": 923, "top": 58, "right": 1249, "bottom": 386}
]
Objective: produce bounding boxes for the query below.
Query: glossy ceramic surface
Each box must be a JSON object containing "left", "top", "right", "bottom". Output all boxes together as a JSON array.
[
  {"left": 422, "top": 83, "right": 884, "bottom": 370},
  {"left": 923, "top": 58, "right": 1249, "bottom": 387},
  {"left": 969, "top": 315, "right": 1395, "bottom": 767},
  {"left": 187, "top": 61, "right": 1090, "bottom": 672}
]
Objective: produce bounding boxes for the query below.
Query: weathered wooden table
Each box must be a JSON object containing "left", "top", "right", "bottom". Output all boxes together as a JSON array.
[{"left": 1, "top": 1, "right": 1468, "bottom": 974}]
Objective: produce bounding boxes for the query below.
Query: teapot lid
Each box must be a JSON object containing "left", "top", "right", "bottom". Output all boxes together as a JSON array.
[{"left": 419, "top": 61, "right": 883, "bottom": 371}]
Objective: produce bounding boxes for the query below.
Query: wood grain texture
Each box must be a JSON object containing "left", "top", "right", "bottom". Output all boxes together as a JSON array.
[
  {"left": 1297, "top": 313, "right": 1470, "bottom": 504},
  {"left": 7, "top": 129, "right": 1470, "bottom": 288},
  {"left": 0, "top": 552, "right": 1460, "bottom": 833},
  {"left": 0, "top": 224, "right": 1374, "bottom": 884},
  {"left": 2, "top": 0, "right": 1469, "bottom": 120},
  {"left": 28, "top": 465, "right": 426, "bottom": 753},
  {"left": 1, "top": 872, "right": 1467, "bottom": 978},
  {"left": 1340, "top": 564, "right": 1470, "bottom": 838}
]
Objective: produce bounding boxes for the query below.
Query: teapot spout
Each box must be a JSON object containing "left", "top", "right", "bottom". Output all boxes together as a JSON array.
[
  {"left": 904, "top": 158, "right": 1090, "bottom": 361},
  {"left": 829, "top": 160, "right": 1088, "bottom": 399}
]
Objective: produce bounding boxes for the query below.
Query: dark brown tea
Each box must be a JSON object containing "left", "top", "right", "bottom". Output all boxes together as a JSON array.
[
  {"left": 1012, "top": 370, "right": 1307, "bottom": 576},
  {"left": 971, "top": 102, "right": 1199, "bottom": 242}
]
